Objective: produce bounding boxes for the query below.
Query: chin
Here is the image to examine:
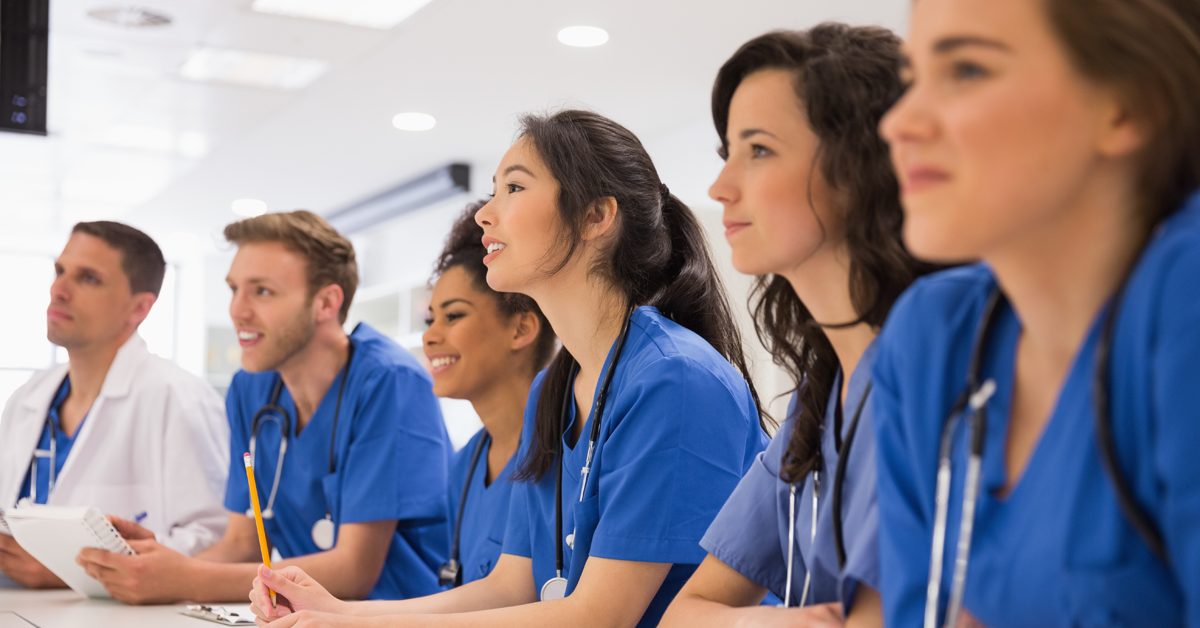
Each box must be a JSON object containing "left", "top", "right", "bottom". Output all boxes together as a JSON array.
[{"left": 902, "top": 218, "right": 975, "bottom": 264}]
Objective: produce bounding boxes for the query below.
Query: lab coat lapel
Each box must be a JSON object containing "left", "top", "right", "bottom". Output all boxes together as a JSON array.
[
  {"left": 1, "top": 364, "right": 68, "bottom": 508},
  {"left": 51, "top": 334, "right": 148, "bottom": 495}
]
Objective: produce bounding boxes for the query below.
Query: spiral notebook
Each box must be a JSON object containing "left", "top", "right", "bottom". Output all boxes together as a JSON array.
[{"left": 4, "top": 505, "right": 136, "bottom": 599}]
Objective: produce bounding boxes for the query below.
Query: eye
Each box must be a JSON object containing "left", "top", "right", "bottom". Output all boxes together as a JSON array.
[
  {"left": 423, "top": 317, "right": 434, "bottom": 327},
  {"left": 256, "top": 286, "right": 271, "bottom": 296},
  {"left": 951, "top": 60, "right": 989, "bottom": 81},
  {"left": 446, "top": 312, "right": 465, "bottom": 322},
  {"left": 716, "top": 144, "right": 729, "bottom": 162},
  {"left": 82, "top": 273, "right": 100, "bottom": 285},
  {"left": 506, "top": 183, "right": 524, "bottom": 194},
  {"left": 750, "top": 144, "right": 772, "bottom": 159}
]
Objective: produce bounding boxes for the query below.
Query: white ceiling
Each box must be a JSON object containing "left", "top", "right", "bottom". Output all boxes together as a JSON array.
[{"left": 0, "top": 0, "right": 906, "bottom": 254}]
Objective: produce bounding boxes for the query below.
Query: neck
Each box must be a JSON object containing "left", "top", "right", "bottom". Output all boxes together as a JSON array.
[
  {"left": 988, "top": 176, "right": 1146, "bottom": 370},
  {"left": 779, "top": 245, "right": 877, "bottom": 399},
  {"left": 65, "top": 327, "right": 135, "bottom": 407},
  {"left": 469, "top": 368, "right": 533, "bottom": 480},
  {"left": 530, "top": 267, "right": 628, "bottom": 381},
  {"left": 276, "top": 324, "right": 351, "bottom": 432}
]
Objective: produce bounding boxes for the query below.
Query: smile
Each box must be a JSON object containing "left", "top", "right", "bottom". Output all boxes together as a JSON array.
[{"left": 486, "top": 243, "right": 507, "bottom": 254}]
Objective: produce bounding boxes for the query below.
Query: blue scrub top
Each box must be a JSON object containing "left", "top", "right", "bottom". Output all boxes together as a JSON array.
[
  {"left": 446, "top": 428, "right": 515, "bottom": 585},
  {"left": 224, "top": 323, "right": 451, "bottom": 600},
  {"left": 503, "top": 306, "right": 768, "bottom": 628},
  {"left": 873, "top": 190, "right": 1200, "bottom": 628},
  {"left": 701, "top": 341, "right": 879, "bottom": 611},
  {"left": 19, "top": 378, "right": 88, "bottom": 504}
]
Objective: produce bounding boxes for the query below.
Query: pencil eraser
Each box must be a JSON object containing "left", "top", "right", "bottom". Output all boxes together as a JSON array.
[{"left": 243, "top": 452, "right": 252, "bottom": 467}]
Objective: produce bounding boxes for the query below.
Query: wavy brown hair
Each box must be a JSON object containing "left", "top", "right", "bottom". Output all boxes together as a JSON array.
[
  {"left": 432, "top": 201, "right": 557, "bottom": 373},
  {"left": 713, "top": 25, "right": 938, "bottom": 483},
  {"left": 511, "top": 109, "right": 769, "bottom": 483}
]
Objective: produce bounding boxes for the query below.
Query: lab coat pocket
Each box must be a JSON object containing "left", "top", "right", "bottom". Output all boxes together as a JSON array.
[{"left": 1063, "top": 555, "right": 1177, "bottom": 628}]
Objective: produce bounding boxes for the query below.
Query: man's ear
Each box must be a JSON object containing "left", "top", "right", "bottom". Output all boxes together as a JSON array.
[
  {"left": 579, "top": 197, "right": 619, "bottom": 243},
  {"left": 510, "top": 310, "right": 541, "bottom": 352},
  {"left": 128, "top": 293, "right": 157, "bottom": 328},
  {"left": 313, "top": 284, "right": 346, "bottom": 325}
]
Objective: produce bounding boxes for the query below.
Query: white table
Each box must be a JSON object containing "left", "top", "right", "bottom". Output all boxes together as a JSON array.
[{"left": 0, "top": 586, "right": 225, "bottom": 627}]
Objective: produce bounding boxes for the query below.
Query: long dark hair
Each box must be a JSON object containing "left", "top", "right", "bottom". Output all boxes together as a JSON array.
[
  {"left": 512, "top": 109, "right": 768, "bottom": 482},
  {"left": 713, "top": 25, "right": 938, "bottom": 483},
  {"left": 432, "top": 201, "right": 557, "bottom": 372}
]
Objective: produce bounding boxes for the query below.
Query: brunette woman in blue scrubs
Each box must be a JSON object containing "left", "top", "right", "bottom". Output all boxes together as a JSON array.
[
  {"left": 246, "top": 109, "right": 769, "bottom": 628},
  {"left": 661, "top": 24, "right": 936, "bottom": 628},
  {"left": 424, "top": 202, "right": 556, "bottom": 586},
  {"left": 874, "top": 0, "right": 1200, "bottom": 626}
]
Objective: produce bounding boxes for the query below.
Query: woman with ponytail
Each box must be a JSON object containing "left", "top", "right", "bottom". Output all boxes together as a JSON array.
[
  {"left": 662, "top": 24, "right": 935, "bottom": 628},
  {"left": 245, "top": 109, "right": 769, "bottom": 628}
]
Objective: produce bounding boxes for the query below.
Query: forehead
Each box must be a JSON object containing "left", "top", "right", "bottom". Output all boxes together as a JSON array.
[
  {"left": 727, "top": 69, "right": 807, "bottom": 131},
  {"left": 909, "top": 0, "right": 1047, "bottom": 50},
  {"left": 59, "top": 232, "right": 124, "bottom": 271},
  {"left": 228, "top": 240, "right": 308, "bottom": 283},
  {"left": 495, "top": 136, "right": 549, "bottom": 177},
  {"left": 432, "top": 265, "right": 488, "bottom": 301}
]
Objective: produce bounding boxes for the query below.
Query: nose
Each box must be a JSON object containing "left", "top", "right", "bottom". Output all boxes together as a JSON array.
[
  {"left": 229, "top": 288, "right": 251, "bottom": 325},
  {"left": 879, "top": 80, "right": 936, "bottom": 148},
  {"left": 475, "top": 198, "right": 496, "bottom": 227},
  {"left": 422, "top": 315, "right": 442, "bottom": 348},
  {"left": 50, "top": 272, "right": 70, "bottom": 304},
  {"left": 709, "top": 158, "right": 740, "bottom": 207}
]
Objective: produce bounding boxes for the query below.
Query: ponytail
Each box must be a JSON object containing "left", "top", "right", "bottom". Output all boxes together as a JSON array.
[{"left": 511, "top": 110, "right": 768, "bottom": 483}]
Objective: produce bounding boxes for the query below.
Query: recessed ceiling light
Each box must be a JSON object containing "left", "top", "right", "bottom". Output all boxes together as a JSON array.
[
  {"left": 558, "top": 26, "right": 608, "bottom": 47},
  {"left": 232, "top": 199, "right": 268, "bottom": 217},
  {"left": 180, "top": 46, "right": 329, "bottom": 90},
  {"left": 251, "top": 0, "right": 434, "bottom": 30},
  {"left": 392, "top": 112, "right": 436, "bottom": 131}
]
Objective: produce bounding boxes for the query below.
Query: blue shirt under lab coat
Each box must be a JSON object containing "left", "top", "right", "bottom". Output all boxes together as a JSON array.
[
  {"left": 701, "top": 341, "right": 879, "bottom": 611},
  {"left": 224, "top": 323, "right": 451, "bottom": 600},
  {"left": 18, "top": 378, "right": 86, "bottom": 504},
  {"left": 502, "top": 306, "right": 768, "bottom": 628},
  {"left": 446, "top": 428, "right": 515, "bottom": 585},
  {"left": 873, "top": 190, "right": 1200, "bottom": 628}
]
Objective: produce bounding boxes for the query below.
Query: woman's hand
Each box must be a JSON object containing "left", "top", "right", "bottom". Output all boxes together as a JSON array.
[
  {"left": 733, "top": 603, "right": 844, "bottom": 628},
  {"left": 249, "top": 565, "right": 352, "bottom": 622},
  {"left": 254, "top": 610, "right": 383, "bottom": 628}
]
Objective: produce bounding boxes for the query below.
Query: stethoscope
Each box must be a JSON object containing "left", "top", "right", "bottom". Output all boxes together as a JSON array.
[
  {"left": 439, "top": 432, "right": 490, "bottom": 587},
  {"left": 541, "top": 307, "right": 635, "bottom": 602},
  {"left": 25, "top": 378, "right": 73, "bottom": 505},
  {"left": 923, "top": 285, "right": 1163, "bottom": 628},
  {"left": 781, "top": 379, "right": 872, "bottom": 608},
  {"left": 247, "top": 343, "right": 356, "bottom": 552}
]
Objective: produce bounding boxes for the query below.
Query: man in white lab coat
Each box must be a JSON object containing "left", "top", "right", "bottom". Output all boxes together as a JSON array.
[{"left": 0, "top": 221, "right": 229, "bottom": 589}]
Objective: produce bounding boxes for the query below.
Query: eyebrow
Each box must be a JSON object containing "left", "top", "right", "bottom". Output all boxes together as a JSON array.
[
  {"left": 503, "top": 164, "right": 535, "bottom": 177},
  {"left": 738, "top": 128, "right": 779, "bottom": 141},
  {"left": 933, "top": 36, "right": 1011, "bottom": 54},
  {"left": 439, "top": 298, "right": 474, "bottom": 309}
]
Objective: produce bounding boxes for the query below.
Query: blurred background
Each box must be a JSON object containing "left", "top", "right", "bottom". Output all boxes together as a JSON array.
[{"left": 0, "top": 0, "right": 906, "bottom": 448}]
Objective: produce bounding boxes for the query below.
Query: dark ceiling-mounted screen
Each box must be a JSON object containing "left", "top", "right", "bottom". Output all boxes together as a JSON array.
[{"left": 0, "top": 0, "right": 49, "bottom": 136}]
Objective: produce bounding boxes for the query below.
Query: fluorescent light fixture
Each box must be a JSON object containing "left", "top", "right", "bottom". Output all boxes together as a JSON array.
[
  {"left": 180, "top": 46, "right": 329, "bottom": 90},
  {"left": 232, "top": 199, "right": 268, "bottom": 217},
  {"left": 251, "top": 0, "right": 435, "bottom": 29},
  {"left": 558, "top": 26, "right": 608, "bottom": 47},
  {"left": 327, "top": 164, "right": 469, "bottom": 233},
  {"left": 392, "top": 112, "right": 436, "bottom": 131}
]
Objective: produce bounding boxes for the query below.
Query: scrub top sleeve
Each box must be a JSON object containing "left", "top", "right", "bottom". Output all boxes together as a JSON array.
[
  {"left": 700, "top": 423, "right": 793, "bottom": 598},
  {"left": 590, "top": 356, "right": 755, "bottom": 565},
  {"left": 872, "top": 301, "right": 936, "bottom": 628},
  {"left": 1152, "top": 244, "right": 1200, "bottom": 626},
  {"left": 223, "top": 373, "right": 253, "bottom": 514},
  {"left": 501, "top": 479, "right": 534, "bottom": 559},
  {"left": 339, "top": 368, "right": 449, "bottom": 527}
]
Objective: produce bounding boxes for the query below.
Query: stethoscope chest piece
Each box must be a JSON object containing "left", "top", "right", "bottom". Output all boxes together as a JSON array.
[
  {"left": 540, "top": 576, "right": 568, "bottom": 601},
  {"left": 311, "top": 514, "right": 335, "bottom": 550}
]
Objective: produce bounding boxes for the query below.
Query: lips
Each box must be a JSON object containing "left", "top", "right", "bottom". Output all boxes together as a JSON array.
[
  {"left": 236, "top": 329, "right": 263, "bottom": 348},
  {"left": 481, "top": 236, "right": 507, "bottom": 264},
  {"left": 722, "top": 218, "right": 751, "bottom": 239},
  {"left": 902, "top": 166, "right": 951, "bottom": 194},
  {"left": 46, "top": 306, "right": 73, "bottom": 322},
  {"left": 427, "top": 354, "right": 459, "bottom": 375}
]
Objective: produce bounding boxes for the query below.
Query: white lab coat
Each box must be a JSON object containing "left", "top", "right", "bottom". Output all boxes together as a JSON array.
[{"left": 0, "top": 334, "right": 229, "bottom": 555}]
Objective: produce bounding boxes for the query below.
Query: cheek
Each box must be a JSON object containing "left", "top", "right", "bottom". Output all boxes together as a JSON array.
[{"left": 731, "top": 169, "right": 828, "bottom": 275}]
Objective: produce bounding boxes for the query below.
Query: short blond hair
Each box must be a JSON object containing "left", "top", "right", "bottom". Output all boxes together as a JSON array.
[{"left": 224, "top": 210, "right": 358, "bottom": 324}]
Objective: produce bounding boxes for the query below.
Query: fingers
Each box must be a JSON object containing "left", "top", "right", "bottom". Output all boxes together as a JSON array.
[
  {"left": 77, "top": 547, "right": 130, "bottom": 571},
  {"left": 258, "top": 564, "right": 307, "bottom": 600},
  {"left": 108, "top": 516, "right": 155, "bottom": 541}
]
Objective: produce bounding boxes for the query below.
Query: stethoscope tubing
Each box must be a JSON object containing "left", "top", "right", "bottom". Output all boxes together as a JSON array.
[{"left": 443, "top": 431, "right": 489, "bottom": 586}]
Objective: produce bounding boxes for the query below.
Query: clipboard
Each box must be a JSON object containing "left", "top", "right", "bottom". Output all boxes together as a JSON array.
[{"left": 182, "top": 605, "right": 256, "bottom": 626}]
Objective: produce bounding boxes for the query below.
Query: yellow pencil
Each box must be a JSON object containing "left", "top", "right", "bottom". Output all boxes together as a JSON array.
[{"left": 244, "top": 452, "right": 276, "bottom": 608}]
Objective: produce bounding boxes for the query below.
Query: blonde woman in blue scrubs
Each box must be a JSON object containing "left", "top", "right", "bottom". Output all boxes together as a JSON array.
[
  {"left": 245, "top": 109, "right": 770, "bottom": 628},
  {"left": 661, "top": 24, "right": 937, "bottom": 628},
  {"left": 874, "top": 0, "right": 1200, "bottom": 626},
  {"left": 424, "top": 201, "right": 556, "bottom": 586}
]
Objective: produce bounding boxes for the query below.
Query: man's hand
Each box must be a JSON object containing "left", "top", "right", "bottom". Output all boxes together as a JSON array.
[
  {"left": 0, "top": 533, "right": 66, "bottom": 589},
  {"left": 76, "top": 537, "right": 192, "bottom": 605},
  {"left": 106, "top": 515, "right": 157, "bottom": 542}
]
